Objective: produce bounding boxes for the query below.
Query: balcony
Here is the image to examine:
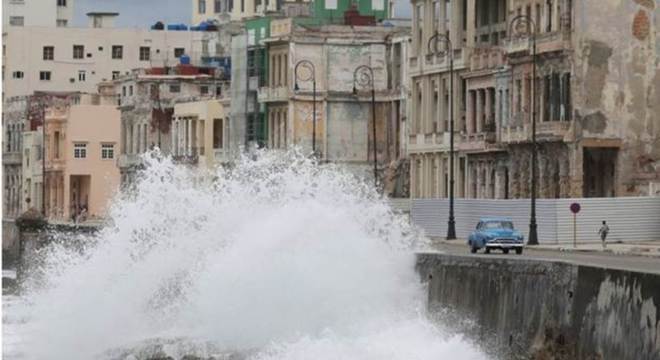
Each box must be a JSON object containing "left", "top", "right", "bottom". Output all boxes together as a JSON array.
[
  {"left": 257, "top": 86, "right": 289, "bottom": 103},
  {"left": 501, "top": 121, "right": 572, "bottom": 144},
  {"left": 213, "top": 148, "right": 231, "bottom": 164},
  {"left": 504, "top": 36, "right": 532, "bottom": 55},
  {"left": 407, "top": 132, "right": 452, "bottom": 153},
  {"left": 470, "top": 48, "right": 504, "bottom": 71},
  {"left": 172, "top": 147, "right": 204, "bottom": 165},
  {"left": 46, "top": 158, "right": 65, "bottom": 172},
  {"left": 2, "top": 152, "right": 21, "bottom": 165},
  {"left": 537, "top": 121, "right": 572, "bottom": 140},
  {"left": 117, "top": 154, "right": 142, "bottom": 169}
]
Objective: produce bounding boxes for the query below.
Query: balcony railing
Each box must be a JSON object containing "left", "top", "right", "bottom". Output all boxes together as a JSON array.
[
  {"left": 117, "top": 153, "right": 142, "bottom": 168},
  {"left": 173, "top": 147, "right": 204, "bottom": 164},
  {"left": 2, "top": 152, "right": 21, "bottom": 165},
  {"left": 257, "top": 86, "right": 289, "bottom": 103}
]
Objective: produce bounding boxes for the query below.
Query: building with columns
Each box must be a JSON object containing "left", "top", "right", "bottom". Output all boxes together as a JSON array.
[
  {"left": 172, "top": 98, "right": 232, "bottom": 168},
  {"left": 407, "top": 0, "right": 659, "bottom": 200},
  {"left": 257, "top": 20, "right": 410, "bottom": 191},
  {"left": 110, "top": 67, "right": 230, "bottom": 187}
]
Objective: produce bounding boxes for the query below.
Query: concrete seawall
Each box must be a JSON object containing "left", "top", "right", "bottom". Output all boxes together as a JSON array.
[{"left": 416, "top": 253, "right": 660, "bottom": 360}]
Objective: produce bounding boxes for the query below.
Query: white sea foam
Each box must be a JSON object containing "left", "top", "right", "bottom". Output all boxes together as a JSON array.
[{"left": 7, "top": 149, "right": 488, "bottom": 360}]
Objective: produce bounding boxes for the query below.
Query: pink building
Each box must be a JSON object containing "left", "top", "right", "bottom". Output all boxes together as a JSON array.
[{"left": 44, "top": 93, "right": 120, "bottom": 222}]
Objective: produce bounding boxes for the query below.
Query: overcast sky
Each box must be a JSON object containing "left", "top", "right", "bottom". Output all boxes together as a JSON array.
[{"left": 74, "top": 0, "right": 412, "bottom": 28}]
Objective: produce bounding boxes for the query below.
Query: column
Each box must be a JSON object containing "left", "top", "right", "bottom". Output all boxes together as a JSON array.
[
  {"left": 485, "top": 88, "right": 492, "bottom": 126},
  {"left": 476, "top": 89, "right": 483, "bottom": 133},
  {"left": 466, "top": 0, "right": 476, "bottom": 48},
  {"left": 467, "top": 90, "right": 474, "bottom": 134}
]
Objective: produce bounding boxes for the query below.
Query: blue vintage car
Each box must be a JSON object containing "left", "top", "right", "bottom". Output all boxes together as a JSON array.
[{"left": 468, "top": 217, "right": 524, "bottom": 254}]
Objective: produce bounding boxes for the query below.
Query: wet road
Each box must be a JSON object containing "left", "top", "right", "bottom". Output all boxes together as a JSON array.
[{"left": 428, "top": 240, "right": 660, "bottom": 275}]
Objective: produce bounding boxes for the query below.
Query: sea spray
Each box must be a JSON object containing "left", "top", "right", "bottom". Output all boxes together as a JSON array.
[{"left": 9, "top": 149, "right": 488, "bottom": 360}]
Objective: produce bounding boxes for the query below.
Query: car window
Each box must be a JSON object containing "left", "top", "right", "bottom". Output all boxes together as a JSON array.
[{"left": 483, "top": 221, "right": 514, "bottom": 230}]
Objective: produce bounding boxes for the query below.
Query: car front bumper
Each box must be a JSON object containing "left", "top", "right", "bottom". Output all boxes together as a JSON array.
[{"left": 485, "top": 240, "right": 524, "bottom": 248}]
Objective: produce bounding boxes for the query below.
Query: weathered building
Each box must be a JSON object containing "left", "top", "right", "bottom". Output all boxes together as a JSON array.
[
  {"left": 110, "top": 67, "right": 230, "bottom": 186},
  {"left": 257, "top": 20, "right": 410, "bottom": 189},
  {"left": 408, "top": 0, "right": 659, "bottom": 199},
  {"left": 41, "top": 93, "right": 121, "bottom": 222},
  {"left": 172, "top": 98, "right": 233, "bottom": 167}
]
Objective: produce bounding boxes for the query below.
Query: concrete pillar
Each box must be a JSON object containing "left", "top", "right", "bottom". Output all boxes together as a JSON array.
[
  {"left": 466, "top": 0, "right": 476, "bottom": 48},
  {"left": 467, "top": 90, "right": 474, "bottom": 134},
  {"left": 476, "top": 89, "right": 483, "bottom": 133}
]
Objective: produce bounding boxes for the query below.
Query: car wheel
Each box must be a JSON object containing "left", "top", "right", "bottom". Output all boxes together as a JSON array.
[
  {"left": 470, "top": 246, "right": 478, "bottom": 254},
  {"left": 515, "top": 248, "right": 523, "bottom": 255},
  {"left": 485, "top": 248, "right": 491, "bottom": 254},
  {"left": 502, "top": 248, "right": 510, "bottom": 254}
]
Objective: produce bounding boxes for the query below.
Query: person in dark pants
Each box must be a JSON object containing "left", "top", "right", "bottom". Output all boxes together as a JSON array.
[{"left": 598, "top": 221, "right": 610, "bottom": 249}]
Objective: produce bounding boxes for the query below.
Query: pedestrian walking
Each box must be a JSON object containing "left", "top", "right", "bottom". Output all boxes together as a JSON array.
[{"left": 598, "top": 221, "right": 609, "bottom": 249}]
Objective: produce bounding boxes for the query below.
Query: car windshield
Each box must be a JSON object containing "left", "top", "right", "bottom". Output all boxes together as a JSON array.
[{"left": 482, "top": 221, "right": 513, "bottom": 230}]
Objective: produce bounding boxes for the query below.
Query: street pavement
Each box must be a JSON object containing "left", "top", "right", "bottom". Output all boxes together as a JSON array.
[{"left": 428, "top": 239, "right": 660, "bottom": 275}]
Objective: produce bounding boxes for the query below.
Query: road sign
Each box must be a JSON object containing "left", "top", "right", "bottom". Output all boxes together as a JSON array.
[
  {"left": 570, "top": 203, "right": 581, "bottom": 214},
  {"left": 570, "top": 203, "right": 581, "bottom": 248}
]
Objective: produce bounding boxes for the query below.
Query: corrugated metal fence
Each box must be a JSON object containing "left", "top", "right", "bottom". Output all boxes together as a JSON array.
[{"left": 410, "top": 197, "right": 660, "bottom": 244}]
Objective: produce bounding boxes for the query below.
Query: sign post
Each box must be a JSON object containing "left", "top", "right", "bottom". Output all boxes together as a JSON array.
[{"left": 570, "top": 203, "right": 581, "bottom": 248}]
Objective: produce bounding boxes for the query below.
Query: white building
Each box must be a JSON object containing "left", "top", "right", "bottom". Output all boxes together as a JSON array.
[
  {"left": 2, "top": 13, "right": 213, "bottom": 98},
  {"left": 191, "top": 0, "right": 290, "bottom": 24},
  {"left": 3, "top": 0, "right": 74, "bottom": 29}
]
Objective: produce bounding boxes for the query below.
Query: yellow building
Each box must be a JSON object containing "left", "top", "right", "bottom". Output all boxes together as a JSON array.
[
  {"left": 43, "top": 93, "right": 120, "bottom": 222},
  {"left": 173, "top": 98, "right": 232, "bottom": 168}
]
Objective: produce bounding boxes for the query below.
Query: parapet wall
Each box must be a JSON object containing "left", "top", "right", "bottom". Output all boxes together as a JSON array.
[{"left": 416, "top": 253, "right": 660, "bottom": 360}]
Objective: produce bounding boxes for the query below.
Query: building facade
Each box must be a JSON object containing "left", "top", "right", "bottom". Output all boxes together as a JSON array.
[
  {"left": 111, "top": 67, "right": 230, "bottom": 186},
  {"left": 408, "top": 0, "right": 659, "bottom": 199},
  {"left": 258, "top": 21, "right": 410, "bottom": 188},
  {"left": 2, "top": 16, "right": 209, "bottom": 98},
  {"left": 2, "top": 0, "right": 74, "bottom": 29},
  {"left": 191, "top": 0, "right": 392, "bottom": 24},
  {"left": 41, "top": 93, "right": 121, "bottom": 222},
  {"left": 173, "top": 98, "right": 232, "bottom": 168}
]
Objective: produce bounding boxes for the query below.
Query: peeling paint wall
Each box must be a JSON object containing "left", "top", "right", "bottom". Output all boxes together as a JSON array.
[{"left": 574, "top": 0, "right": 660, "bottom": 195}]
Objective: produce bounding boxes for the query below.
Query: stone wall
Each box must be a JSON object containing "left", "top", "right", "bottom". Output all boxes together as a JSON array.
[{"left": 417, "top": 253, "right": 660, "bottom": 359}]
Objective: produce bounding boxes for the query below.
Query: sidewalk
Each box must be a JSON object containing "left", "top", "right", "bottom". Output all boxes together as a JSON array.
[
  {"left": 430, "top": 237, "right": 660, "bottom": 258},
  {"left": 533, "top": 240, "right": 660, "bottom": 258}
]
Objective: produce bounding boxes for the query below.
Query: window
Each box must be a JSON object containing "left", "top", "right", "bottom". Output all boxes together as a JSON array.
[
  {"left": 73, "top": 45, "right": 84, "bottom": 59},
  {"left": 139, "top": 46, "right": 150, "bottom": 61},
  {"left": 43, "top": 46, "right": 54, "bottom": 60},
  {"left": 174, "top": 48, "right": 185, "bottom": 58},
  {"left": 241, "top": 0, "right": 245, "bottom": 12},
  {"left": 129, "top": 85, "right": 133, "bottom": 96},
  {"left": 56, "top": 19, "right": 68, "bottom": 27},
  {"left": 74, "top": 143, "right": 87, "bottom": 159},
  {"left": 214, "top": 0, "right": 222, "bottom": 12},
  {"left": 57, "top": 0, "right": 67, "bottom": 6},
  {"left": 200, "top": 85, "right": 209, "bottom": 94},
  {"left": 54, "top": 131, "right": 61, "bottom": 158},
  {"left": 9, "top": 16, "right": 24, "bottom": 26},
  {"left": 199, "top": 0, "right": 206, "bottom": 13},
  {"left": 12, "top": 71, "right": 24, "bottom": 79},
  {"left": 112, "top": 45, "right": 123, "bottom": 59},
  {"left": 213, "top": 119, "right": 224, "bottom": 148},
  {"left": 112, "top": 71, "right": 120, "bottom": 80},
  {"left": 122, "top": 86, "right": 126, "bottom": 97},
  {"left": 40, "top": 71, "right": 51, "bottom": 81},
  {"left": 78, "top": 70, "right": 86, "bottom": 81},
  {"left": 101, "top": 144, "right": 114, "bottom": 159},
  {"left": 169, "top": 84, "right": 181, "bottom": 93}
]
